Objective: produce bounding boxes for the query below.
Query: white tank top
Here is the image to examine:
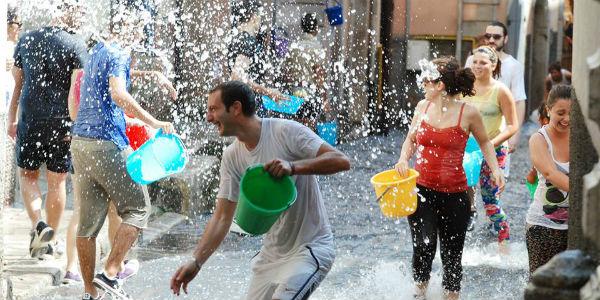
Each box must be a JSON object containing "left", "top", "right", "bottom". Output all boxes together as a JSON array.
[{"left": 526, "top": 126, "right": 569, "bottom": 230}]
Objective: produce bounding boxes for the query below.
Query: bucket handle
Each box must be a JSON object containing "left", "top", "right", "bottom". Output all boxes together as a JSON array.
[
  {"left": 376, "top": 186, "right": 393, "bottom": 202},
  {"left": 324, "top": 0, "right": 341, "bottom": 7}
]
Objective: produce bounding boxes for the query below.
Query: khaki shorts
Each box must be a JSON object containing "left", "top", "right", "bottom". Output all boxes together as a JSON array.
[{"left": 71, "top": 137, "right": 151, "bottom": 238}]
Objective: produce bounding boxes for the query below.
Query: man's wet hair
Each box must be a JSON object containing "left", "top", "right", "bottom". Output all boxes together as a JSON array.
[
  {"left": 548, "top": 61, "right": 562, "bottom": 73},
  {"left": 210, "top": 81, "right": 256, "bottom": 117},
  {"left": 301, "top": 13, "right": 318, "bottom": 34},
  {"left": 488, "top": 21, "right": 508, "bottom": 37},
  {"left": 230, "top": 0, "right": 261, "bottom": 27}
]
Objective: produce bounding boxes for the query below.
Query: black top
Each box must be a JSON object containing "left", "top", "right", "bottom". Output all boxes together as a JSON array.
[
  {"left": 13, "top": 26, "right": 88, "bottom": 124},
  {"left": 227, "top": 31, "right": 265, "bottom": 83}
]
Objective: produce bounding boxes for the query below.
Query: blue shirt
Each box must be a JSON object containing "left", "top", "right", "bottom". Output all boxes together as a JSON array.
[{"left": 73, "top": 42, "right": 131, "bottom": 150}]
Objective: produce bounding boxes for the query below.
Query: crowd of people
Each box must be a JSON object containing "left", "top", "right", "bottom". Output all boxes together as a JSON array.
[{"left": 2, "top": 0, "right": 574, "bottom": 299}]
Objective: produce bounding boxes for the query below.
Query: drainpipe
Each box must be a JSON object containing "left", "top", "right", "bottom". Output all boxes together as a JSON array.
[{"left": 456, "top": 0, "right": 463, "bottom": 62}]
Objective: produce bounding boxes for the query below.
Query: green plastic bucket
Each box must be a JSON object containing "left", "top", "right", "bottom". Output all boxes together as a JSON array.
[{"left": 234, "top": 165, "right": 297, "bottom": 235}]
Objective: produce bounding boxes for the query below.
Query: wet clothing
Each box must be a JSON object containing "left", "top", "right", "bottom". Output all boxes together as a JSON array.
[
  {"left": 72, "top": 41, "right": 131, "bottom": 150},
  {"left": 72, "top": 137, "right": 151, "bottom": 238},
  {"left": 464, "top": 82, "right": 511, "bottom": 242},
  {"left": 217, "top": 118, "right": 334, "bottom": 299},
  {"left": 408, "top": 184, "right": 470, "bottom": 292},
  {"left": 526, "top": 126, "right": 569, "bottom": 230},
  {"left": 526, "top": 225, "right": 568, "bottom": 276},
  {"left": 247, "top": 245, "right": 331, "bottom": 300},
  {"left": 463, "top": 82, "right": 503, "bottom": 140},
  {"left": 13, "top": 26, "right": 87, "bottom": 173},
  {"left": 16, "top": 119, "right": 72, "bottom": 173},
  {"left": 13, "top": 26, "right": 88, "bottom": 122},
  {"left": 415, "top": 102, "right": 469, "bottom": 193},
  {"left": 478, "top": 145, "right": 510, "bottom": 242}
]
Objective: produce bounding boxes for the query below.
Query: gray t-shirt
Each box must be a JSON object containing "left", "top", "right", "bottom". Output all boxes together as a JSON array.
[{"left": 218, "top": 118, "right": 333, "bottom": 259}]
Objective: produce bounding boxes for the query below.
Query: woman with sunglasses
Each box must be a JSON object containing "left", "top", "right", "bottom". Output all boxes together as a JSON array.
[
  {"left": 396, "top": 56, "right": 505, "bottom": 300},
  {"left": 525, "top": 84, "right": 573, "bottom": 276},
  {"left": 463, "top": 45, "right": 519, "bottom": 243}
]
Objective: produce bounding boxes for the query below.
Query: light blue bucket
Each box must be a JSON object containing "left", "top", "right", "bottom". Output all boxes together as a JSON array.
[
  {"left": 126, "top": 129, "right": 188, "bottom": 185},
  {"left": 463, "top": 136, "right": 483, "bottom": 187},
  {"left": 317, "top": 121, "right": 337, "bottom": 145},
  {"left": 262, "top": 95, "right": 305, "bottom": 115}
]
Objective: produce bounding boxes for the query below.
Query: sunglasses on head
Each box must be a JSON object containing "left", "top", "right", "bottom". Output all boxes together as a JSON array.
[{"left": 484, "top": 33, "right": 503, "bottom": 40}]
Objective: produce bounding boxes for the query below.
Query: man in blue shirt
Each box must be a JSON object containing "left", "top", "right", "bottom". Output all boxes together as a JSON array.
[{"left": 69, "top": 8, "right": 175, "bottom": 300}]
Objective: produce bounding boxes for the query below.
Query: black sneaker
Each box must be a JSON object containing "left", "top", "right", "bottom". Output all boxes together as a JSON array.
[
  {"left": 93, "top": 273, "right": 131, "bottom": 300},
  {"left": 467, "top": 211, "right": 477, "bottom": 232},
  {"left": 29, "top": 221, "right": 55, "bottom": 258}
]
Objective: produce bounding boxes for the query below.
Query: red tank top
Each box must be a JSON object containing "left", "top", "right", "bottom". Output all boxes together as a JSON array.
[{"left": 415, "top": 102, "right": 469, "bottom": 193}]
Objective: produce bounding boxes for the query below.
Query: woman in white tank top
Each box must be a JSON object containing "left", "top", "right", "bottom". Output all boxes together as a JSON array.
[{"left": 525, "top": 84, "right": 574, "bottom": 277}]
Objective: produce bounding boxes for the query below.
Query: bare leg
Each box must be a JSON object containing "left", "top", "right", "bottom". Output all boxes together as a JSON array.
[
  {"left": 415, "top": 281, "right": 428, "bottom": 299},
  {"left": 444, "top": 290, "right": 460, "bottom": 300},
  {"left": 77, "top": 236, "right": 99, "bottom": 297},
  {"left": 19, "top": 168, "right": 43, "bottom": 228},
  {"left": 45, "top": 170, "right": 68, "bottom": 233},
  {"left": 107, "top": 202, "right": 122, "bottom": 247},
  {"left": 65, "top": 187, "right": 80, "bottom": 273},
  {"left": 104, "top": 224, "right": 140, "bottom": 278}
]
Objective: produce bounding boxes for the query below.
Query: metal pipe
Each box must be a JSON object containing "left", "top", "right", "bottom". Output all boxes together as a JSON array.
[{"left": 456, "top": 0, "right": 463, "bottom": 61}]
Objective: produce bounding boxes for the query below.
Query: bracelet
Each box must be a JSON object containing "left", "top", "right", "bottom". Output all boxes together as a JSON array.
[{"left": 289, "top": 161, "right": 296, "bottom": 176}]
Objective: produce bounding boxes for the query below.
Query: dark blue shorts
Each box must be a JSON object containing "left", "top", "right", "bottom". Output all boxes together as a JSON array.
[{"left": 16, "top": 119, "right": 72, "bottom": 173}]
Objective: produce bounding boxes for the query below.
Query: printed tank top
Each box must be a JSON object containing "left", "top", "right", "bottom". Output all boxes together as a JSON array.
[{"left": 415, "top": 102, "right": 469, "bottom": 193}]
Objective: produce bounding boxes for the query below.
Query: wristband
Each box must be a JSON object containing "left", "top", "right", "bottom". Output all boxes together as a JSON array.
[{"left": 289, "top": 161, "right": 296, "bottom": 176}]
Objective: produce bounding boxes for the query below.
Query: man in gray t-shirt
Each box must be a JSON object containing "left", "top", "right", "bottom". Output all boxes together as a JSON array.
[{"left": 170, "top": 81, "right": 350, "bottom": 299}]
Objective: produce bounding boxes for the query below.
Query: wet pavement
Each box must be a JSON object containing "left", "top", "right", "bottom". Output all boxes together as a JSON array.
[{"left": 37, "top": 122, "right": 538, "bottom": 300}]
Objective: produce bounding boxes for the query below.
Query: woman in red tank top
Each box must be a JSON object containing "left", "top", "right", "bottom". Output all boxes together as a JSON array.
[{"left": 394, "top": 57, "right": 505, "bottom": 300}]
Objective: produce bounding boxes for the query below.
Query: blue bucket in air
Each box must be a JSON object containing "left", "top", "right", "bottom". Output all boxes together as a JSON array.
[
  {"left": 262, "top": 95, "right": 305, "bottom": 115},
  {"left": 324, "top": 1, "right": 344, "bottom": 26},
  {"left": 317, "top": 121, "right": 337, "bottom": 145},
  {"left": 126, "top": 129, "right": 188, "bottom": 185},
  {"left": 462, "top": 136, "right": 483, "bottom": 187}
]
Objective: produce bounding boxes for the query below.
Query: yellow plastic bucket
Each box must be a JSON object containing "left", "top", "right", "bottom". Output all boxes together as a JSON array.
[{"left": 370, "top": 169, "right": 420, "bottom": 218}]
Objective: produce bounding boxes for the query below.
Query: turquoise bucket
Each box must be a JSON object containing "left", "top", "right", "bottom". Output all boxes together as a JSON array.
[
  {"left": 262, "top": 95, "right": 305, "bottom": 115},
  {"left": 463, "top": 136, "right": 483, "bottom": 187},
  {"left": 317, "top": 121, "right": 337, "bottom": 145},
  {"left": 126, "top": 129, "right": 188, "bottom": 185}
]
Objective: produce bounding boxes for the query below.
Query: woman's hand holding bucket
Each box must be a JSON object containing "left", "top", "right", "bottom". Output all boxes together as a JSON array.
[{"left": 394, "top": 159, "right": 410, "bottom": 177}]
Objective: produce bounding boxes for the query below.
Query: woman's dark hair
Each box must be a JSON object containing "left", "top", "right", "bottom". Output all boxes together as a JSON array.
[
  {"left": 547, "top": 84, "right": 576, "bottom": 108},
  {"left": 432, "top": 56, "right": 476, "bottom": 97},
  {"left": 209, "top": 81, "right": 256, "bottom": 117},
  {"left": 301, "top": 13, "right": 318, "bottom": 34},
  {"left": 537, "top": 101, "right": 550, "bottom": 124},
  {"left": 7, "top": 4, "right": 19, "bottom": 24},
  {"left": 231, "top": 0, "right": 261, "bottom": 28},
  {"left": 472, "top": 45, "right": 502, "bottom": 79}
]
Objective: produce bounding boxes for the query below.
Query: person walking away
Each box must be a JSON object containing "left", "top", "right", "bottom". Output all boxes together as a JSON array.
[
  {"left": 463, "top": 46, "right": 519, "bottom": 241},
  {"left": 6, "top": 0, "right": 88, "bottom": 258},
  {"left": 70, "top": 8, "right": 174, "bottom": 300},
  {"left": 281, "top": 12, "right": 329, "bottom": 131},
  {"left": 395, "top": 57, "right": 505, "bottom": 300},
  {"left": 526, "top": 84, "right": 573, "bottom": 277},
  {"left": 170, "top": 80, "right": 350, "bottom": 299},
  {"left": 2, "top": 4, "right": 21, "bottom": 207}
]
